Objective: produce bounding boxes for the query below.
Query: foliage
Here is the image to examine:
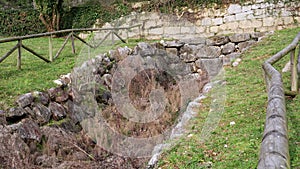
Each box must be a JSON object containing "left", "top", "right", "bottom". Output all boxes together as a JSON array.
[
  {"left": 33, "top": 0, "right": 64, "bottom": 32},
  {"left": 0, "top": 8, "right": 46, "bottom": 36}
]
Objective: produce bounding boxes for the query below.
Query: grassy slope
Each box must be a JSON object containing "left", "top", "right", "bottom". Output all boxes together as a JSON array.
[
  {"left": 157, "top": 27, "right": 300, "bottom": 169},
  {"left": 0, "top": 36, "right": 142, "bottom": 110}
]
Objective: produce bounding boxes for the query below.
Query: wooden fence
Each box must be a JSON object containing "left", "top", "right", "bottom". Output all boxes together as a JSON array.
[
  {"left": 0, "top": 24, "right": 141, "bottom": 70},
  {"left": 258, "top": 32, "right": 300, "bottom": 169}
]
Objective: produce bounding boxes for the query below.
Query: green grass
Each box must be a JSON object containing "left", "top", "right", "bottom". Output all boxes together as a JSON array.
[
  {"left": 0, "top": 35, "right": 145, "bottom": 110},
  {"left": 157, "top": 27, "right": 300, "bottom": 169}
]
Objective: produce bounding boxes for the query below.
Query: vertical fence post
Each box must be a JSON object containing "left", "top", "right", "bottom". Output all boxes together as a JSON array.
[
  {"left": 111, "top": 30, "right": 115, "bottom": 45},
  {"left": 49, "top": 35, "right": 53, "bottom": 62},
  {"left": 290, "top": 48, "right": 298, "bottom": 92},
  {"left": 126, "top": 28, "right": 129, "bottom": 43},
  {"left": 138, "top": 25, "right": 141, "bottom": 40},
  {"left": 71, "top": 32, "right": 75, "bottom": 54},
  {"left": 17, "top": 40, "right": 22, "bottom": 70}
]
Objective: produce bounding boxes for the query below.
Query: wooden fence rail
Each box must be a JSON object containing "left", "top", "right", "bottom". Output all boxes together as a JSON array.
[
  {"left": 0, "top": 24, "right": 142, "bottom": 69},
  {"left": 258, "top": 32, "right": 300, "bottom": 169}
]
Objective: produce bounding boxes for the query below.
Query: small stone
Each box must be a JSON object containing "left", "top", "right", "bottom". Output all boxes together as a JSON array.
[
  {"left": 17, "top": 118, "right": 42, "bottom": 142},
  {"left": 282, "top": 61, "right": 291, "bottom": 73},
  {"left": 16, "top": 93, "right": 33, "bottom": 108},
  {"left": 33, "top": 91, "right": 49, "bottom": 105},
  {"left": 102, "top": 74, "right": 112, "bottom": 88},
  {"left": 0, "top": 110, "right": 7, "bottom": 125},
  {"left": 238, "top": 40, "right": 256, "bottom": 52},
  {"left": 232, "top": 61, "right": 239, "bottom": 67},
  {"left": 48, "top": 87, "right": 69, "bottom": 103},
  {"left": 32, "top": 103, "right": 51, "bottom": 125},
  {"left": 49, "top": 102, "right": 66, "bottom": 121},
  {"left": 222, "top": 42, "right": 235, "bottom": 55},
  {"left": 229, "top": 33, "right": 251, "bottom": 43},
  {"left": 6, "top": 107, "right": 27, "bottom": 123},
  {"left": 166, "top": 48, "right": 178, "bottom": 56},
  {"left": 135, "top": 42, "right": 156, "bottom": 57},
  {"left": 236, "top": 58, "right": 242, "bottom": 62},
  {"left": 196, "top": 45, "right": 221, "bottom": 58},
  {"left": 206, "top": 36, "right": 229, "bottom": 46}
]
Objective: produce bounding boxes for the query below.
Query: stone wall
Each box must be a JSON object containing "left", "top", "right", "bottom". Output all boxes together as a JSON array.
[{"left": 94, "top": 0, "right": 300, "bottom": 40}]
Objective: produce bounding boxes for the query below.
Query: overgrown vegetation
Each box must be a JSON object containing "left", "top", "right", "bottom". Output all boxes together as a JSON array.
[{"left": 157, "top": 27, "right": 300, "bottom": 168}]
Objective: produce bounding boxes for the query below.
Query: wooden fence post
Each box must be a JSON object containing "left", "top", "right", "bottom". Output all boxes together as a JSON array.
[
  {"left": 290, "top": 49, "right": 298, "bottom": 92},
  {"left": 17, "top": 40, "right": 22, "bottom": 70},
  {"left": 49, "top": 35, "right": 53, "bottom": 62},
  {"left": 111, "top": 30, "right": 115, "bottom": 45},
  {"left": 71, "top": 32, "right": 75, "bottom": 54}
]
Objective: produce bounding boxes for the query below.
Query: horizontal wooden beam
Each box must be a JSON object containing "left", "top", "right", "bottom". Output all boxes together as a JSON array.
[
  {"left": 22, "top": 44, "right": 50, "bottom": 63},
  {"left": 0, "top": 24, "right": 142, "bottom": 43},
  {"left": 0, "top": 43, "right": 19, "bottom": 63}
]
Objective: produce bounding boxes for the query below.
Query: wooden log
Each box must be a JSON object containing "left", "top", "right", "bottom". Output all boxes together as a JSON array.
[
  {"left": 54, "top": 33, "right": 71, "bottom": 59},
  {"left": 266, "top": 32, "right": 300, "bottom": 64},
  {"left": 73, "top": 33, "right": 95, "bottom": 48},
  {"left": 0, "top": 24, "right": 142, "bottom": 43},
  {"left": 0, "top": 43, "right": 18, "bottom": 63},
  {"left": 113, "top": 31, "right": 126, "bottom": 43},
  {"left": 49, "top": 36, "right": 53, "bottom": 62},
  {"left": 111, "top": 30, "right": 115, "bottom": 45},
  {"left": 261, "top": 61, "right": 290, "bottom": 169},
  {"left": 17, "top": 40, "right": 22, "bottom": 70},
  {"left": 258, "top": 133, "right": 290, "bottom": 169},
  {"left": 94, "top": 31, "right": 112, "bottom": 48},
  {"left": 22, "top": 44, "right": 50, "bottom": 63},
  {"left": 290, "top": 49, "right": 298, "bottom": 92},
  {"left": 71, "top": 32, "right": 75, "bottom": 54}
]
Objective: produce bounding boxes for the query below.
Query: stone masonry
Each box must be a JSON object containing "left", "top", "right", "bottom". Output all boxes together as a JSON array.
[{"left": 93, "top": 0, "right": 300, "bottom": 40}]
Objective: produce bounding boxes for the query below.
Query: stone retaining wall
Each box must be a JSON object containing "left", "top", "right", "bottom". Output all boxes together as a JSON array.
[{"left": 94, "top": 0, "right": 300, "bottom": 40}]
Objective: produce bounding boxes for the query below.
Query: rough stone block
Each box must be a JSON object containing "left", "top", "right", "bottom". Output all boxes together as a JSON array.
[
  {"left": 252, "top": 4, "right": 260, "bottom": 10},
  {"left": 263, "top": 17, "right": 275, "bottom": 26},
  {"left": 280, "top": 9, "right": 292, "bottom": 17},
  {"left": 283, "top": 17, "right": 294, "bottom": 25},
  {"left": 222, "top": 42, "right": 235, "bottom": 55},
  {"left": 201, "top": 18, "right": 212, "bottom": 26},
  {"left": 148, "top": 27, "right": 164, "bottom": 35},
  {"left": 201, "top": 58, "right": 223, "bottom": 77},
  {"left": 144, "top": 20, "right": 157, "bottom": 29},
  {"left": 238, "top": 20, "right": 254, "bottom": 29},
  {"left": 236, "top": 12, "right": 250, "bottom": 21},
  {"left": 210, "top": 26, "right": 219, "bottom": 33},
  {"left": 229, "top": 33, "right": 251, "bottom": 42},
  {"left": 164, "top": 27, "right": 181, "bottom": 35},
  {"left": 212, "top": 18, "right": 223, "bottom": 25},
  {"left": 196, "top": 45, "right": 221, "bottom": 58},
  {"left": 242, "top": 5, "right": 252, "bottom": 12},
  {"left": 254, "top": 9, "right": 265, "bottom": 16},
  {"left": 16, "top": 93, "right": 33, "bottom": 108},
  {"left": 226, "top": 22, "right": 239, "bottom": 30},
  {"left": 181, "top": 26, "right": 195, "bottom": 34},
  {"left": 252, "top": 19, "right": 263, "bottom": 28},
  {"left": 224, "top": 15, "right": 236, "bottom": 23},
  {"left": 228, "top": 4, "right": 242, "bottom": 14},
  {"left": 206, "top": 36, "right": 229, "bottom": 46},
  {"left": 195, "top": 26, "right": 206, "bottom": 34}
]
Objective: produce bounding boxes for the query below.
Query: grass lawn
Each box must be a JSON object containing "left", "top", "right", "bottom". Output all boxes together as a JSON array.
[
  {"left": 157, "top": 27, "right": 300, "bottom": 169},
  {"left": 0, "top": 34, "right": 142, "bottom": 110}
]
